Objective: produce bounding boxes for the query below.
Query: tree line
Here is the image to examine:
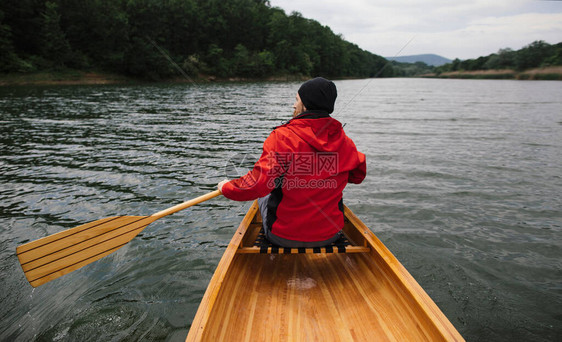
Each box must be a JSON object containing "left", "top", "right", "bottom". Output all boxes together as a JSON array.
[
  {"left": 435, "top": 40, "right": 562, "bottom": 74},
  {"left": 0, "top": 0, "right": 396, "bottom": 80}
]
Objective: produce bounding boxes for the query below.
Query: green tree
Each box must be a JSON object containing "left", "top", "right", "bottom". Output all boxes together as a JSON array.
[
  {"left": 497, "top": 48, "right": 515, "bottom": 68},
  {"left": 232, "top": 43, "right": 251, "bottom": 76},
  {"left": 0, "top": 0, "right": 398, "bottom": 79},
  {"left": 515, "top": 40, "right": 552, "bottom": 70},
  {"left": 543, "top": 43, "right": 562, "bottom": 66},
  {"left": 0, "top": 0, "right": 44, "bottom": 59},
  {"left": 58, "top": 0, "right": 130, "bottom": 70},
  {"left": 483, "top": 54, "right": 499, "bottom": 70},
  {"left": 41, "top": 1, "right": 73, "bottom": 68},
  {"left": 125, "top": 36, "right": 174, "bottom": 80},
  {"left": 205, "top": 43, "right": 230, "bottom": 77},
  {"left": 256, "top": 50, "right": 275, "bottom": 76},
  {"left": 0, "top": 10, "right": 29, "bottom": 72},
  {"left": 451, "top": 58, "right": 461, "bottom": 71}
]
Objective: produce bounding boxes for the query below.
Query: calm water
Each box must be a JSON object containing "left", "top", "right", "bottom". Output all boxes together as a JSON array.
[{"left": 1, "top": 79, "right": 561, "bottom": 341}]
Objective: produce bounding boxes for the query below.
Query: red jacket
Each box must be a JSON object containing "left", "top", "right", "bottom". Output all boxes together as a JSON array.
[{"left": 222, "top": 112, "right": 366, "bottom": 242}]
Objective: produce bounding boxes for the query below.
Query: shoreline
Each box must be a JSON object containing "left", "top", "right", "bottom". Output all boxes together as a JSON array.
[
  {"left": 421, "top": 66, "right": 562, "bottom": 80},
  {"left": 0, "top": 71, "right": 135, "bottom": 87},
  {"left": 2, "top": 67, "right": 561, "bottom": 87},
  {"left": 0, "top": 70, "right": 309, "bottom": 87}
]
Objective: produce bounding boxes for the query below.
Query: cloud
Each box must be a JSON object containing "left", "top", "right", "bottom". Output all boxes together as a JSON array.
[
  {"left": 413, "top": 12, "right": 562, "bottom": 58},
  {"left": 270, "top": 0, "right": 562, "bottom": 59}
]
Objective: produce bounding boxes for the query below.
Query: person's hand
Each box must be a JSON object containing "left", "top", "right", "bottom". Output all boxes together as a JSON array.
[{"left": 217, "top": 179, "right": 229, "bottom": 193}]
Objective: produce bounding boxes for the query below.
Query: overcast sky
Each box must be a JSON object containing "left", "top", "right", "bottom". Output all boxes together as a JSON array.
[{"left": 270, "top": 0, "right": 562, "bottom": 60}]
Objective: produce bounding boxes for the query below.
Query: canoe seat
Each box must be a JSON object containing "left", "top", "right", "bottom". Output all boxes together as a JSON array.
[{"left": 237, "top": 228, "right": 370, "bottom": 254}]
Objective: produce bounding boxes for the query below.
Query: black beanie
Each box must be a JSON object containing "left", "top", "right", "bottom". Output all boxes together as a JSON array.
[{"left": 297, "top": 77, "right": 337, "bottom": 114}]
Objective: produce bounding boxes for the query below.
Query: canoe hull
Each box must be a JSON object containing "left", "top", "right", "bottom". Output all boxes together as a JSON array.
[{"left": 186, "top": 201, "right": 463, "bottom": 341}]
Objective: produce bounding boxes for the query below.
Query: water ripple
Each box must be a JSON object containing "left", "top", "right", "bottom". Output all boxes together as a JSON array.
[{"left": 1, "top": 79, "right": 561, "bottom": 341}]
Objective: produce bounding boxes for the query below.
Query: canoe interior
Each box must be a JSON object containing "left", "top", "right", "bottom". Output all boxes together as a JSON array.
[{"left": 186, "top": 201, "right": 463, "bottom": 341}]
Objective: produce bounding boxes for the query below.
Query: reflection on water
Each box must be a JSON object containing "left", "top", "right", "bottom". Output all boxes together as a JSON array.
[{"left": 1, "top": 79, "right": 561, "bottom": 341}]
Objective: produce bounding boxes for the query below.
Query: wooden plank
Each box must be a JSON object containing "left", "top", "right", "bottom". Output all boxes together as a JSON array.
[
  {"left": 16, "top": 216, "right": 121, "bottom": 254},
  {"left": 198, "top": 252, "right": 454, "bottom": 341},
  {"left": 23, "top": 221, "right": 149, "bottom": 286},
  {"left": 18, "top": 216, "right": 148, "bottom": 267},
  {"left": 342, "top": 205, "right": 464, "bottom": 341},
  {"left": 186, "top": 201, "right": 259, "bottom": 342},
  {"left": 17, "top": 216, "right": 153, "bottom": 287},
  {"left": 29, "top": 244, "right": 125, "bottom": 287},
  {"left": 241, "top": 223, "right": 262, "bottom": 248}
]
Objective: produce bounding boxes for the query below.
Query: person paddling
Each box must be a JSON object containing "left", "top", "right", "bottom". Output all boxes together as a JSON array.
[{"left": 218, "top": 77, "right": 366, "bottom": 248}]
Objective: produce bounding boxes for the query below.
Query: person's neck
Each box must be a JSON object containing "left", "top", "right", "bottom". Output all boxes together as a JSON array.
[{"left": 293, "top": 110, "right": 331, "bottom": 119}]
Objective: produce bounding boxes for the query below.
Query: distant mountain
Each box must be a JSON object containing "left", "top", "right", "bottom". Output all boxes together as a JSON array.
[{"left": 385, "top": 54, "right": 452, "bottom": 66}]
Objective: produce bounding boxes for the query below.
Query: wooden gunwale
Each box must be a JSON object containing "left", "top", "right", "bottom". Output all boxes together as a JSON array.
[
  {"left": 185, "top": 201, "right": 464, "bottom": 341},
  {"left": 186, "top": 202, "right": 260, "bottom": 341}
]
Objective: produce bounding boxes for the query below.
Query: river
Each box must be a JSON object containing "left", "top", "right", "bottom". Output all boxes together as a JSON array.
[{"left": 1, "top": 78, "right": 561, "bottom": 341}]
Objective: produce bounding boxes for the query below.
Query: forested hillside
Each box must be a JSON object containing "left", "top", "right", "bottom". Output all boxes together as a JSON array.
[
  {"left": 0, "top": 0, "right": 394, "bottom": 80},
  {"left": 435, "top": 40, "right": 562, "bottom": 74},
  {"left": 386, "top": 54, "right": 451, "bottom": 67}
]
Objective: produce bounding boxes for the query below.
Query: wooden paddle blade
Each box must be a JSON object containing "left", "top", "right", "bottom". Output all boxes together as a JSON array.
[{"left": 17, "top": 215, "right": 156, "bottom": 287}]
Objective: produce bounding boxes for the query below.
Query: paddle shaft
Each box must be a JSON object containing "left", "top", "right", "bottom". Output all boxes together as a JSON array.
[{"left": 151, "top": 190, "right": 222, "bottom": 220}]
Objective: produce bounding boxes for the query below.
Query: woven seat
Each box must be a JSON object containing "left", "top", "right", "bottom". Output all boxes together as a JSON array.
[{"left": 237, "top": 228, "right": 370, "bottom": 254}]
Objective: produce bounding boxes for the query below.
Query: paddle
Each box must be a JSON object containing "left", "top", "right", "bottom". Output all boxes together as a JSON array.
[{"left": 17, "top": 190, "right": 222, "bottom": 287}]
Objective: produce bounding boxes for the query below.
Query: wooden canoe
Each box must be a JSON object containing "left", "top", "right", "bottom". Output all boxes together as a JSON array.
[{"left": 186, "top": 201, "right": 464, "bottom": 341}]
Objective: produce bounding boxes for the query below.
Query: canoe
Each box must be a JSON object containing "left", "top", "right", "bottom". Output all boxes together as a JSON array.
[{"left": 186, "top": 201, "right": 464, "bottom": 341}]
